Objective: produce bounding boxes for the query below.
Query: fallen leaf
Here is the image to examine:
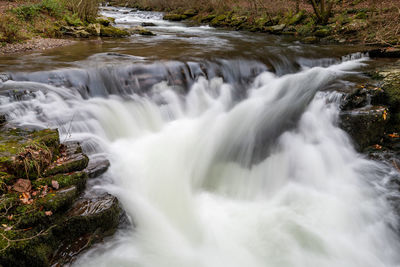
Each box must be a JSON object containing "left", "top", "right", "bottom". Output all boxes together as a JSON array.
[
  {"left": 7, "top": 215, "right": 13, "bottom": 221},
  {"left": 12, "top": 179, "right": 32, "bottom": 193},
  {"left": 389, "top": 133, "right": 400, "bottom": 138},
  {"left": 51, "top": 180, "right": 59, "bottom": 190},
  {"left": 373, "top": 144, "right": 382, "bottom": 150}
]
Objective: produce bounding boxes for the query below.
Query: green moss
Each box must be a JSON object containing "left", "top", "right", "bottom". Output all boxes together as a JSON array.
[
  {"left": 382, "top": 73, "right": 400, "bottom": 132},
  {"left": 314, "top": 27, "right": 331, "bottom": 37},
  {"left": 64, "top": 13, "right": 84, "bottom": 26},
  {"left": 163, "top": 13, "right": 188, "bottom": 21},
  {"left": 0, "top": 128, "right": 60, "bottom": 180},
  {"left": 100, "top": 25, "right": 130, "bottom": 37},
  {"left": 44, "top": 153, "right": 89, "bottom": 177},
  {"left": 33, "top": 172, "right": 88, "bottom": 192},
  {"left": 96, "top": 17, "right": 115, "bottom": 26},
  {"left": 288, "top": 11, "right": 305, "bottom": 25},
  {"left": 199, "top": 14, "right": 216, "bottom": 23},
  {"left": 210, "top": 14, "right": 228, "bottom": 27}
]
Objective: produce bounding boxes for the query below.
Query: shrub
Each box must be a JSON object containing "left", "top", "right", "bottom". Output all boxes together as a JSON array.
[
  {"left": 62, "top": 0, "right": 101, "bottom": 22},
  {"left": 12, "top": 4, "right": 41, "bottom": 21},
  {"left": 0, "top": 14, "right": 27, "bottom": 43},
  {"left": 40, "top": 0, "right": 64, "bottom": 18}
]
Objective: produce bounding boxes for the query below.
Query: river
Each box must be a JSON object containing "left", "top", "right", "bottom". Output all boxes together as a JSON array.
[{"left": 1, "top": 6, "right": 400, "bottom": 267}]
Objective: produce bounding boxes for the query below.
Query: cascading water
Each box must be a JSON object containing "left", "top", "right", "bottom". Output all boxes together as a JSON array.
[
  {"left": 1, "top": 54, "right": 400, "bottom": 267},
  {"left": 1, "top": 6, "right": 400, "bottom": 267}
]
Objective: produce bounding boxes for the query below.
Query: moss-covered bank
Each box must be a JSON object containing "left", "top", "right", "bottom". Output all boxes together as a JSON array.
[
  {"left": 0, "top": 0, "right": 130, "bottom": 47},
  {"left": 0, "top": 125, "right": 119, "bottom": 266},
  {"left": 110, "top": 0, "right": 400, "bottom": 46}
]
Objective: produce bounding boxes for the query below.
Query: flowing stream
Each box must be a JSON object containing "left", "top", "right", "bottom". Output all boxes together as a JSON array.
[{"left": 1, "top": 6, "right": 400, "bottom": 267}]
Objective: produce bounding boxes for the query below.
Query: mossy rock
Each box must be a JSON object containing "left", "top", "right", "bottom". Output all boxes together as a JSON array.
[
  {"left": 128, "top": 26, "right": 156, "bottom": 36},
  {"left": 33, "top": 172, "right": 88, "bottom": 193},
  {"left": 230, "top": 16, "right": 247, "bottom": 28},
  {"left": 0, "top": 128, "right": 60, "bottom": 180},
  {"left": 183, "top": 9, "right": 198, "bottom": 17},
  {"left": 100, "top": 25, "right": 130, "bottom": 37},
  {"left": 380, "top": 66, "right": 400, "bottom": 131},
  {"left": 210, "top": 14, "right": 228, "bottom": 27},
  {"left": 199, "top": 14, "right": 216, "bottom": 23},
  {"left": 96, "top": 16, "right": 115, "bottom": 26},
  {"left": 302, "top": 36, "right": 318, "bottom": 44},
  {"left": 44, "top": 152, "right": 89, "bottom": 177},
  {"left": 314, "top": 28, "right": 331, "bottom": 37},
  {"left": 86, "top": 23, "right": 101, "bottom": 36},
  {"left": 163, "top": 14, "right": 187, "bottom": 21},
  {"left": 288, "top": 11, "right": 305, "bottom": 25}
]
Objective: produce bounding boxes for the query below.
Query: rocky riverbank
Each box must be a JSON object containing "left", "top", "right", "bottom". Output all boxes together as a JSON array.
[
  {"left": 338, "top": 59, "right": 400, "bottom": 172},
  {"left": 0, "top": 121, "right": 119, "bottom": 266},
  {"left": 0, "top": 0, "right": 132, "bottom": 55},
  {"left": 110, "top": 0, "right": 399, "bottom": 46}
]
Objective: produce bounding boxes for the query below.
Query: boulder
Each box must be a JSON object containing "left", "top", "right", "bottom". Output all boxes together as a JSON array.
[
  {"left": 0, "top": 73, "right": 10, "bottom": 82},
  {"left": 86, "top": 23, "right": 101, "bottom": 36},
  {"left": 183, "top": 9, "right": 198, "bottom": 17},
  {"left": 100, "top": 25, "right": 130, "bottom": 37},
  {"left": 288, "top": 11, "right": 305, "bottom": 25},
  {"left": 267, "top": 24, "right": 286, "bottom": 33},
  {"left": 163, "top": 14, "right": 187, "bottom": 21},
  {"left": 341, "top": 19, "right": 368, "bottom": 34},
  {"left": 0, "top": 114, "right": 6, "bottom": 126},
  {"left": 339, "top": 106, "right": 388, "bottom": 150},
  {"left": 128, "top": 26, "right": 156, "bottom": 36},
  {"left": 302, "top": 36, "right": 318, "bottom": 44},
  {"left": 341, "top": 85, "right": 385, "bottom": 110},
  {"left": 369, "top": 48, "right": 400, "bottom": 58},
  {"left": 84, "top": 155, "right": 110, "bottom": 178},
  {"left": 50, "top": 194, "right": 120, "bottom": 265},
  {"left": 96, "top": 16, "right": 115, "bottom": 26},
  {"left": 43, "top": 142, "right": 89, "bottom": 177},
  {"left": 141, "top": 22, "right": 156, "bottom": 27},
  {"left": 314, "top": 28, "right": 330, "bottom": 37},
  {"left": 210, "top": 14, "right": 228, "bottom": 27}
]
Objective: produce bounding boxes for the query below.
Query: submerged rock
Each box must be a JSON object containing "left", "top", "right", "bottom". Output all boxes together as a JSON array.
[
  {"left": 141, "top": 22, "right": 156, "bottom": 27},
  {"left": 128, "top": 26, "right": 156, "bottom": 36}
]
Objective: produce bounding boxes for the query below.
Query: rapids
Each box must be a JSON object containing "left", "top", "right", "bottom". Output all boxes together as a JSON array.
[{"left": 0, "top": 6, "right": 399, "bottom": 267}]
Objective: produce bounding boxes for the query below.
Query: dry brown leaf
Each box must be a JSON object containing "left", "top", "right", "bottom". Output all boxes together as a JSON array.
[
  {"left": 45, "top": 211, "right": 53, "bottom": 216},
  {"left": 51, "top": 180, "right": 59, "bottom": 190},
  {"left": 12, "top": 179, "right": 32, "bottom": 193}
]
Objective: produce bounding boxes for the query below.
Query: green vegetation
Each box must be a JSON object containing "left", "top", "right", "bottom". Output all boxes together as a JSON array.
[
  {"left": 0, "top": 126, "right": 120, "bottom": 266},
  {"left": 110, "top": 0, "right": 400, "bottom": 45},
  {"left": 0, "top": 0, "right": 127, "bottom": 45}
]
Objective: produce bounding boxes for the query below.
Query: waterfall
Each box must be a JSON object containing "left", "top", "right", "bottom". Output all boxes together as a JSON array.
[{"left": 1, "top": 55, "right": 399, "bottom": 267}]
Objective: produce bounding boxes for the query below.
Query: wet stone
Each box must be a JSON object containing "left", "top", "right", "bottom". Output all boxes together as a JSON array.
[
  {"left": 51, "top": 194, "right": 121, "bottom": 265},
  {"left": 339, "top": 106, "right": 388, "bottom": 150},
  {"left": 44, "top": 142, "right": 88, "bottom": 177},
  {"left": 84, "top": 156, "right": 110, "bottom": 178}
]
